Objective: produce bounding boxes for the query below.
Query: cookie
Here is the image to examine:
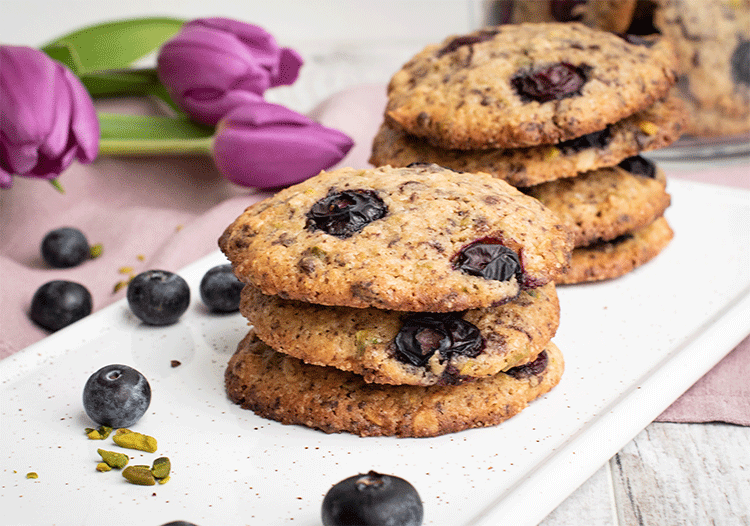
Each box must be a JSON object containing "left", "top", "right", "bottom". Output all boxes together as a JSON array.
[
  {"left": 219, "top": 164, "right": 573, "bottom": 312},
  {"left": 652, "top": 0, "right": 750, "bottom": 137},
  {"left": 508, "top": 0, "right": 638, "bottom": 33},
  {"left": 385, "top": 22, "right": 678, "bottom": 150},
  {"left": 522, "top": 156, "right": 670, "bottom": 247},
  {"left": 225, "top": 331, "right": 564, "bottom": 438},
  {"left": 556, "top": 216, "right": 673, "bottom": 284},
  {"left": 370, "top": 96, "right": 687, "bottom": 187},
  {"left": 241, "top": 282, "right": 559, "bottom": 386}
]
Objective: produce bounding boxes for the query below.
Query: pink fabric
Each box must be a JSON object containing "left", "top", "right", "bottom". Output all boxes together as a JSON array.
[{"left": 1, "top": 84, "right": 748, "bottom": 425}]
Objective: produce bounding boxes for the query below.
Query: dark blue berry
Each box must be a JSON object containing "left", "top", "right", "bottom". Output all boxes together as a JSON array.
[
  {"left": 618, "top": 155, "right": 656, "bottom": 178},
  {"left": 127, "top": 270, "right": 190, "bottom": 325},
  {"left": 506, "top": 350, "right": 548, "bottom": 379},
  {"left": 395, "top": 313, "right": 484, "bottom": 367},
  {"left": 550, "top": 0, "right": 586, "bottom": 22},
  {"left": 306, "top": 189, "right": 387, "bottom": 238},
  {"left": 161, "top": 522, "right": 199, "bottom": 526},
  {"left": 436, "top": 30, "right": 498, "bottom": 57},
  {"left": 322, "top": 471, "right": 423, "bottom": 526},
  {"left": 30, "top": 280, "right": 92, "bottom": 332},
  {"left": 199, "top": 264, "right": 243, "bottom": 312},
  {"left": 731, "top": 41, "right": 750, "bottom": 86},
  {"left": 453, "top": 240, "right": 521, "bottom": 282},
  {"left": 41, "top": 227, "right": 89, "bottom": 268},
  {"left": 557, "top": 127, "right": 612, "bottom": 154},
  {"left": 82, "top": 364, "right": 151, "bottom": 428},
  {"left": 512, "top": 63, "right": 589, "bottom": 103}
]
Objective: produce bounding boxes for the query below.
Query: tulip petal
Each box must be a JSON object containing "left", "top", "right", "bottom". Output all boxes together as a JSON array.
[
  {"left": 213, "top": 103, "right": 354, "bottom": 188},
  {"left": 40, "top": 68, "right": 74, "bottom": 159},
  {"left": 63, "top": 68, "right": 99, "bottom": 163},
  {"left": 270, "top": 48, "right": 303, "bottom": 87},
  {"left": 181, "top": 89, "right": 264, "bottom": 126},
  {"left": 189, "top": 18, "right": 280, "bottom": 70}
]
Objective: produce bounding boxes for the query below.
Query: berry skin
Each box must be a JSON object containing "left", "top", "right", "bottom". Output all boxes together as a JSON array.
[
  {"left": 306, "top": 189, "right": 388, "bottom": 238},
  {"left": 453, "top": 240, "right": 521, "bottom": 282},
  {"left": 30, "top": 280, "right": 92, "bottom": 331},
  {"left": 322, "top": 471, "right": 423, "bottom": 526},
  {"left": 41, "top": 227, "right": 90, "bottom": 268},
  {"left": 82, "top": 364, "right": 151, "bottom": 428},
  {"left": 199, "top": 264, "right": 243, "bottom": 312},
  {"left": 511, "top": 62, "right": 589, "bottom": 103},
  {"left": 127, "top": 270, "right": 190, "bottom": 325},
  {"left": 394, "top": 314, "right": 484, "bottom": 367}
]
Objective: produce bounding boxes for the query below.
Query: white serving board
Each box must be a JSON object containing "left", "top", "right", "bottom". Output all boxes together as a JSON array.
[{"left": 2, "top": 178, "right": 749, "bottom": 526}]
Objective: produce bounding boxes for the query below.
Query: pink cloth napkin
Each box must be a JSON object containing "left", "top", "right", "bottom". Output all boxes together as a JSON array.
[{"left": 1, "top": 84, "right": 748, "bottom": 425}]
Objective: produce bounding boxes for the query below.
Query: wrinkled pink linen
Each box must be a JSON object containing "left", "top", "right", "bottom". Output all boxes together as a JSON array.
[{"left": 1, "top": 84, "right": 748, "bottom": 425}]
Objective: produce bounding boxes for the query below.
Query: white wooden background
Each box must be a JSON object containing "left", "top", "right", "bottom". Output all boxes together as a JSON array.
[{"left": 3, "top": 1, "right": 750, "bottom": 524}]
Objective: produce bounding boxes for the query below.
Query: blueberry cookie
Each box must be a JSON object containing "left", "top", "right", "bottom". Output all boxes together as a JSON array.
[
  {"left": 522, "top": 156, "right": 670, "bottom": 247},
  {"left": 385, "top": 22, "right": 678, "bottom": 150},
  {"left": 370, "top": 96, "right": 686, "bottom": 187},
  {"left": 240, "top": 282, "right": 559, "bottom": 386},
  {"left": 508, "top": 0, "right": 638, "bottom": 33},
  {"left": 219, "top": 164, "right": 572, "bottom": 312},
  {"left": 225, "top": 331, "right": 564, "bottom": 438},
  {"left": 556, "top": 216, "right": 673, "bottom": 284}
]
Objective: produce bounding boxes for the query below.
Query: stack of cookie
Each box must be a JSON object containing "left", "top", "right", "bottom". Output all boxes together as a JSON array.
[
  {"left": 219, "top": 163, "right": 573, "bottom": 438},
  {"left": 370, "top": 22, "right": 688, "bottom": 284}
]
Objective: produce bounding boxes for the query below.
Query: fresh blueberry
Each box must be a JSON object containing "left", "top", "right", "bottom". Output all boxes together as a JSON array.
[
  {"left": 322, "top": 471, "right": 423, "bottom": 526},
  {"left": 126, "top": 270, "right": 190, "bottom": 325},
  {"left": 41, "top": 227, "right": 90, "bottom": 268},
  {"left": 82, "top": 364, "right": 151, "bottom": 428},
  {"left": 30, "top": 280, "right": 92, "bottom": 332},
  {"left": 199, "top": 264, "right": 243, "bottom": 312},
  {"left": 160, "top": 522, "right": 199, "bottom": 526}
]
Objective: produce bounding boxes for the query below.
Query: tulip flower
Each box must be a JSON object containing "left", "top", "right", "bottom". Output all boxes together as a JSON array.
[
  {"left": 156, "top": 17, "right": 303, "bottom": 125},
  {"left": 0, "top": 45, "right": 99, "bottom": 189},
  {"left": 212, "top": 101, "right": 354, "bottom": 188}
]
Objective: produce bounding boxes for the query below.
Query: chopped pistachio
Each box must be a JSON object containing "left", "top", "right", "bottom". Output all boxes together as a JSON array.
[
  {"left": 151, "top": 457, "right": 171, "bottom": 479},
  {"left": 136, "top": 254, "right": 145, "bottom": 261},
  {"left": 85, "top": 425, "right": 113, "bottom": 440},
  {"left": 26, "top": 472, "right": 38, "bottom": 479},
  {"left": 118, "top": 266, "right": 134, "bottom": 274},
  {"left": 309, "top": 246, "right": 327, "bottom": 258},
  {"left": 96, "top": 462, "right": 112, "bottom": 472},
  {"left": 122, "top": 465, "right": 156, "bottom": 486},
  {"left": 157, "top": 475, "right": 171, "bottom": 485},
  {"left": 97, "top": 448, "right": 129, "bottom": 469},
  {"left": 543, "top": 146, "right": 561, "bottom": 161},
  {"left": 89, "top": 243, "right": 103, "bottom": 259},
  {"left": 112, "top": 429, "right": 157, "bottom": 453}
]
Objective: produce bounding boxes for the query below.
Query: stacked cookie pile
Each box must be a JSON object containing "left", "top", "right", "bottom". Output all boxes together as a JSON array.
[
  {"left": 219, "top": 163, "right": 573, "bottom": 438},
  {"left": 370, "top": 22, "right": 688, "bottom": 284}
]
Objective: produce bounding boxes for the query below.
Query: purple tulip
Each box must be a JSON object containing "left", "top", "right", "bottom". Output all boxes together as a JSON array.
[
  {"left": 157, "top": 18, "right": 304, "bottom": 125},
  {"left": 212, "top": 101, "right": 354, "bottom": 188},
  {"left": 0, "top": 45, "right": 99, "bottom": 189}
]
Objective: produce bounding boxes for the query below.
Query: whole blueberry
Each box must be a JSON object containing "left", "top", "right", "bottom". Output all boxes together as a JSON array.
[
  {"left": 30, "top": 280, "right": 92, "bottom": 332},
  {"left": 41, "top": 227, "right": 90, "bottom": 268},
  {"left": 127, "top": 270, "right": 190, "bottom": 325},
  {"left": 322, "top": 471, "right": 423, "bottom": 526},
  {"left": 199, "top": 264, "right": 243, "bottom": 312},
  {"left": 161, "top": 522, "right": 199, "bottom": 526},
  {"left": 82, "top": 364, "right": 151, "bottom": 428}
]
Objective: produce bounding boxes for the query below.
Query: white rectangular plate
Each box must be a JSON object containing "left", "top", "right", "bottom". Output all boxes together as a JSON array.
[{"left": 2, "top": 178, "right": 749, "bottom": 526}]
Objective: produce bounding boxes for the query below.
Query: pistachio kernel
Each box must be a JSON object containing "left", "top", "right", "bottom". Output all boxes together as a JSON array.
[
  {"left": 85, "top": 425, "right": 113, "bottom": 440},
  {"left": 97, "top": 449, "right": 129, "bottom": 469},
  {"left": 96, "top": 462, "right": 112, "bottom": 472},
  {"left": 26, "top": 472, "right": 38, "bottom": 479},
  {"left": 122, "top": 465, "right": 156, "bottom": 486},
  {"left": 89, "top": 243, "right": 103, "bottom": 259},
  {"left": 158, "top": 475, "right": 171, "bottom": 485},
  {"left": 151, "top": 457, "right": 171, "bottom": 479},
  {"left": 112, "top": 429, "right": 157, "bottom": 453}
]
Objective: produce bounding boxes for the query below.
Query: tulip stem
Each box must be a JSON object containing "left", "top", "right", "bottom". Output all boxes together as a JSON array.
[{"left": 98, "top": 137, "right": 214, "bottom": 156}]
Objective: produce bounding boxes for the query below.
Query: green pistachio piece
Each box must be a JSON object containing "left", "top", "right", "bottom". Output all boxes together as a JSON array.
[
  {"left": 85, "top": 425, "right": 113, "bottom": 440},
  {"left": 97, "top": 448, "right": 129, "bottom": 469},
  {"left": 26, "top": 472, "right": 38, "bottom": 479},
  {"left": 151, "top": 457, "right": 171, "bottom": 479},
  {"left": 96, "top": 462, "right": 112, "bottom": 472},
  {"left": 122, "top": 465, "right": 156, "bottom": 486},
  {"left": 112, "top": 429, "right": 157, "bottom": 453}
]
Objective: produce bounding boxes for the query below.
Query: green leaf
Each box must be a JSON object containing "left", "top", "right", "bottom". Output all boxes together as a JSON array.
[
  {"left": 42, "top": 43, "right": 83, "bottom": 74},
  {"left": 79, "top": 68, "right": 183, "bottom": 114},
  {"left": 41, "top": 17, "right": 184, "bottom": 74},
  {"left": 97, "top": 113, "right": 214, "bottom": 156}
]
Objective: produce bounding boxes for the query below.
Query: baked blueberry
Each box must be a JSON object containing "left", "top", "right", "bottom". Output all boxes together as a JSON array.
[
  {"left": 617, "top": 155, "right": 656, "bottom": 178},
  {"left": 453, "top": 240, "right": 521, "bottom": 282},
  {"left": 30, "top": 280, "right": 92, "bottom": 332},
  {"left": 511, "top": 63, "right": 589, "bottom": 103},
  {"left": 199, "top": 264, "right": 243, "bottom": 312},
  {"left": 557, "top": 127, "right": 613, "bottom": 154},
  {"left": 731, "top": 41, "right": 750, "bottom": 86},
  {"left": 306, "top": 189, "right": 387, "bottom": 238},
  {"left": 550, "top": 0, "right": 586, "bottom": 22},
  {"left": 436, "top": 30, "right": 498, "bottom": 57},
  {"left": 127, "top": 270, "right": 190, "bottom": 325},
  {"left": 506, "top": 350, "right": 548, "bottom": 379},
  {"left": 41, "top": 227, "right": 89, "bottom": 268},
  {"left": 394, "top": 313, "right": 484, "bottom": 367},
  {"left": 321, "top": 471, "right": 423, "bottom": 526},
  {"left": 82, "top": 364, "right": 151, "bottom": 428}
]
